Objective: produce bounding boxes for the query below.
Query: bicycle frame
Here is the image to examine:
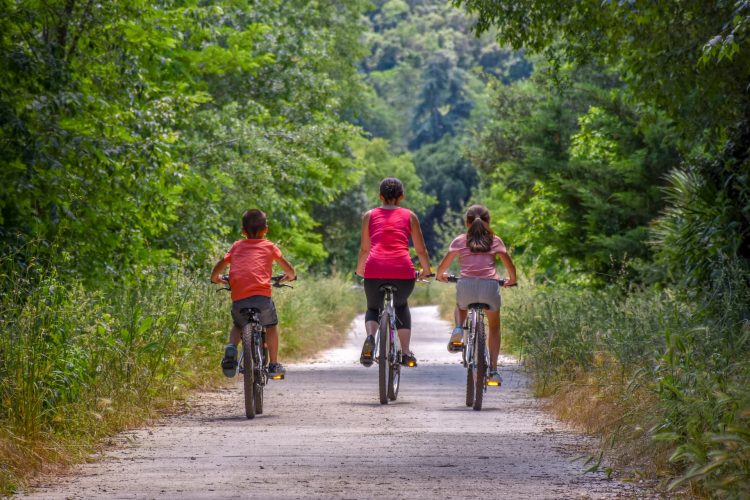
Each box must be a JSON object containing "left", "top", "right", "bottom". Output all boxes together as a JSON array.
[
  {"left": 462, "top": 306, "right": 493, "bottom": 385},
  {"left": 377, "top": 288, "right": 401, "bottom": 366},
  {"left": 375, "top": 285, "right": 403, "bottom": 404},
  {"left": 237, "top": 310, "right": 271, "bottom": 384}
]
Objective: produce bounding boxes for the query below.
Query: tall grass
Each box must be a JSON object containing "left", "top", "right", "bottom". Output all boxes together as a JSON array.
[
  {"left": 499, "top": 276, "right": 750, "bottom": 496},
  {"left": 0, "top": 264, "right": 362, "bottom": 495}
]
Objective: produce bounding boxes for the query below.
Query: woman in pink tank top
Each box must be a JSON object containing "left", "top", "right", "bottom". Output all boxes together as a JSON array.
[{"left": 356, "top": 178, "right": 433, "bottom": 369}]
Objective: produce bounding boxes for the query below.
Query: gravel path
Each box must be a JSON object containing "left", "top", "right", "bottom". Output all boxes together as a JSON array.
[{"left": 22, "top": 306, "right": 654, "bottom": 499}]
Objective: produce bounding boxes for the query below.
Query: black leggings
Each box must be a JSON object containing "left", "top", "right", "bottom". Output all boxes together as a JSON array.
[{"left": 364, "top": 278, "right": 416, "bottom": 330}]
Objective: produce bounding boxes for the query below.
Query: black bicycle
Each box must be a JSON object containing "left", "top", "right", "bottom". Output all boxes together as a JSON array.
[
  {"left": 372, "top": 271, "right": 432, "bottom": 405},
  {"left": 446, "top": 274, "right": 514, "bottom": 411},
  {"left": 218, "top": 274, "right": 292, "bottom": 419}
]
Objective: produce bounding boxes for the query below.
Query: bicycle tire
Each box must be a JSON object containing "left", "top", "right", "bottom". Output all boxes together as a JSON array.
[
  {"left": 388, "top": 343, "right": 400, "bottom": 401},
  {"left": 473, "top": 315, "right": 487, "bottom": 411},
  {"left": 254, "top": 346, "right": 264, "bottom": 415},
  {"left": 465, "top": 361, "right": 474, "bottom": 407},
  {"left": 242, "top": 325, "right": 256, "bottom": 419},
  {"left": 378, "top": 312, "right": 389, "bottom": 405}
]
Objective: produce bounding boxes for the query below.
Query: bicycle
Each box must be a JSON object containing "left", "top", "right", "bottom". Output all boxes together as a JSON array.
[
  {"left": 372, "top": 271, "right": 433, "bottom": 405},
  {"left": 445, "top": 274, "right": 515, "bottom": 411},
  {"left": 217, "top": 274, "right": 292, "bottom": 419}
]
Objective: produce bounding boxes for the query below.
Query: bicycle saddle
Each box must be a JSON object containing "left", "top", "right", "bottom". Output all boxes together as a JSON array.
[
  {"left": 379, "top": 284, "right": 398, "bottom": 292},
  {"left": 468, "top": 302, "right": 491, "bottom": 310},
  {"left": 239, "top": 307, "right": 262, "bottom": 317}
]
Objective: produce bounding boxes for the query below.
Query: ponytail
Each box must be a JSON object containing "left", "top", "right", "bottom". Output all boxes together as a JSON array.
[{"left": 465, "top": 205, "right": 493, "bottom": 253}]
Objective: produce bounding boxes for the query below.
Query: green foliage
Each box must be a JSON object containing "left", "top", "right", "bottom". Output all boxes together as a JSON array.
[
  {"left": 356, "top": 0, "right": 531, "bottom": 253},
  {"left": 467, "top": 62, "right": 680, "bottom": 281},
  {"left": 455, "top": 0, "right": 750, "bottom": 147},
  {"left": 0, "top": 0, "right": 370, "bottom": 276},
  {"left": 502, "top": 278, "right": 750, "bottom": 495}
]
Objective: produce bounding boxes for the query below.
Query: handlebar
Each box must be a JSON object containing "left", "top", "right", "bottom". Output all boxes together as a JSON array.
[
  {"left": 444, "top": 274, "right": 517, "bottom": 287},
  {"left": 214, "top": 273, "right": 295, "bottom": 291}
]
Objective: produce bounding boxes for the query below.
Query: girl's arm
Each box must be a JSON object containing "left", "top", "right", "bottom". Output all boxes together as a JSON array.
[
  {"left": 435, "top": 251, "right": 458, "bottom": 282},
  {"left": 498, "top": 252, "right": 517, "bottom": 286},
  {"left": 355, "top": 211, "right": 371, "bottom": 277},
  {"left": 409, "top": 211, "right": 433, "bottom": 276}
]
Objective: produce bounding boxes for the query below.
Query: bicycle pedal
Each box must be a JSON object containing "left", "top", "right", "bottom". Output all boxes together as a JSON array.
[
  {"left": 486, "top": 380, "right": 501, "bottom": 387},
  {"left": 270, "top": 374, "right": 285, "bottom": 380}
]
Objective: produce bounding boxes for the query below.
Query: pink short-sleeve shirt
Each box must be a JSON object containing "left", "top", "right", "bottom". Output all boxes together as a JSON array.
[{"left": 448, "top": 234, "right": 507, "bottom": 280}]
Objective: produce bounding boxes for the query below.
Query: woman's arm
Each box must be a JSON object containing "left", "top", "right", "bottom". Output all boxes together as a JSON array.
[
  {"left": 498, "top": 252, "right": 517, "bottom": 286},
  {"left": 355, "top": 211, "right": 371, "bottom": 277},
  {"left": 435, "top": 251, "right": 458, "bottom": 282},
  {"left": 410, "top": 211, "right": 433, "bottom": 276}
]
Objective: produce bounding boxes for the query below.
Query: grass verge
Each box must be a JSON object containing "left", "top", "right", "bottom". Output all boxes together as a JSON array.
[{"left": 0, "top": 267, "right": 362, "bottom": 495}]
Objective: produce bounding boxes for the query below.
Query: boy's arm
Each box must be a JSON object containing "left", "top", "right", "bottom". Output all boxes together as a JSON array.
[
  {"left": 355, "top": 211, "right": 371, "bottom": 277},
  {"left": 498, "top": 252, "right": 517, "bottom": 286},
  {"left": 210, "top": 257, "right": 229, "bottom": 284},
  {"left": 275, "top": 255, "right": 296, "bottom": 282},
  {"left": 435, "top": 251, "right": 458, "bottom": 282}
]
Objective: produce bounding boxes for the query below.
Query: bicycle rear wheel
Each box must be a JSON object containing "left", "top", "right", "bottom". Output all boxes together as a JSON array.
[
  {"left": 388, "top": 343, "right": 400, "bottom": 401},
  {"left": 242, "top": 326, "right": 256, "bottom": 419},
  {"left": 378, "top": 313, "right": 389, "bottom": 404},
  {"left": 473, "top": 316, "right": 487, "bottom": 411},
  {"left": 465, "top": 361, "right": 474, "bottom": 407},
  {"left": 253, "top": 347, "right": 265, "bottom": 415}
]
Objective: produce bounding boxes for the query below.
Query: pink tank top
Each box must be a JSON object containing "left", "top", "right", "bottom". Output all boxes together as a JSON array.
[{"left": 364, "top": 207, "right": 415, "bottom": 279}]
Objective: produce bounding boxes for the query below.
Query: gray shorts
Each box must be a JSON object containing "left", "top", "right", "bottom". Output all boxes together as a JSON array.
[
  {"left": 231, "top": 296, "right": 278, "bottom": 327},
  {"left": 456, "top": 278, "right": 501, "bottom": 312}
]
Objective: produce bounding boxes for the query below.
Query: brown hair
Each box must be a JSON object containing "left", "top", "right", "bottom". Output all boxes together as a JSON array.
[
  {"left": 466, "top": 205, "right": 493, "bottom": 253},
  {"left": 379, "top": 177, "right": 404, "bottom": 204},
  {"left": 242, "top": 209, "right": 267, "bottom": 238}
]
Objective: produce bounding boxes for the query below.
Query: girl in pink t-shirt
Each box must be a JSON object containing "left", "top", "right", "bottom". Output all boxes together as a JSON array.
[{"left": 436, "top": 205, "right": 517, "bottom": 385}]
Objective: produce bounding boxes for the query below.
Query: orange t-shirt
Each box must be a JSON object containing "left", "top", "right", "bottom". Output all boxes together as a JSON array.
[{"left": 224, "top": 239, "right": 283, "bottom": 301}]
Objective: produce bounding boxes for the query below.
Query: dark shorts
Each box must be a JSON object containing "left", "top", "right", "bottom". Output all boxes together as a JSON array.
[{"left": 231, "top": 296, "right": 278, "bottom": 328}]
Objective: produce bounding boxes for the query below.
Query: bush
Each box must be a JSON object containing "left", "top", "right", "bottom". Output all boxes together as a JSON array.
[{"left": 501, "top": 277, "right": 750, "bottom": 496}]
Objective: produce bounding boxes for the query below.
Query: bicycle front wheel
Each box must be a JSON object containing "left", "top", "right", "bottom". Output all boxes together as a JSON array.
[
  {"left": 242, "top": 326, "right": 256, "bottom": 419},
  {"left": 254, "top": 343, "right": 264, "bottom": 415},
  {"left": 378, "top": 313, "right": 389, "bottom": 405},
  {"left": 473, "top": 316, "right": 487, "bottom": 411}
]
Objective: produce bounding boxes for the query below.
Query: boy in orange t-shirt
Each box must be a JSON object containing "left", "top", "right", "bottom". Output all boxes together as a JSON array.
[{"left": 211, "top": 209, "right": 296, "bottom": 378}]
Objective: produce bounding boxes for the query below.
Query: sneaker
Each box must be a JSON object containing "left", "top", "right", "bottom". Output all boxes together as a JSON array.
[
  {"left": 360, "top": 335, "right": 375, "bottom": 367},
  {"left": 400, "top": 352, "right": 418, "bottom": 367},
  {"left": 221, "top": 344, "right": 238, "bottom": 377},
  {"left": 487, "top": 370, "right": 502, "bottom": 387},
  {"left": 268, "top": 362, "right": 286, "bottom": 379},
  {"left": 447, "top": 326, "right": 464, "bottom": 353}
]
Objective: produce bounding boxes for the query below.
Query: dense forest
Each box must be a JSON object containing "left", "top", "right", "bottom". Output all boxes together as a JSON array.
[{"left": 1, "top": 0, "right": 749, "bottom": 496}]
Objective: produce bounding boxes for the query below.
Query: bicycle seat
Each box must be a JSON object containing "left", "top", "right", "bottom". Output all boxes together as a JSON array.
[
  {"left": 468, "top": 302, "right": 491, "bottom": 310},
  {"left": 239, "top": 307, "right": 262, "bottom": 318},
  {"left": 379, "top": 284, "right": 398, "bottom": 293}
]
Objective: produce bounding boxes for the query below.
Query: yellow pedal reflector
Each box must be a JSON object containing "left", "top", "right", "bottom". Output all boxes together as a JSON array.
[
  {"left": 487, "top": 381, "right": 500, "bottom": 386},
  {"left": 408, "top": 361, "right": 415, "bottom": 367},
  {"left": 271, "top": 374, "right": 284, "bottom": 380}
]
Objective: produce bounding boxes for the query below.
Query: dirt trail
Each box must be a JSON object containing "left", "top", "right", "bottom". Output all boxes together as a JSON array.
[{"left": 22, "top": 306, "right": 654, "bottom": 499}]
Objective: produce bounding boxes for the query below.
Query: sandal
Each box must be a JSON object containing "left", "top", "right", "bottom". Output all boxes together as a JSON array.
[
  {"left": 221, "top": 344, "right": 238, "bottom": 377},
  {"left": 360, "top": 335, "right": 375, "bottom": 367},
  {"left": 400, "top": 352, "right": 418, "bottom": 367}
]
